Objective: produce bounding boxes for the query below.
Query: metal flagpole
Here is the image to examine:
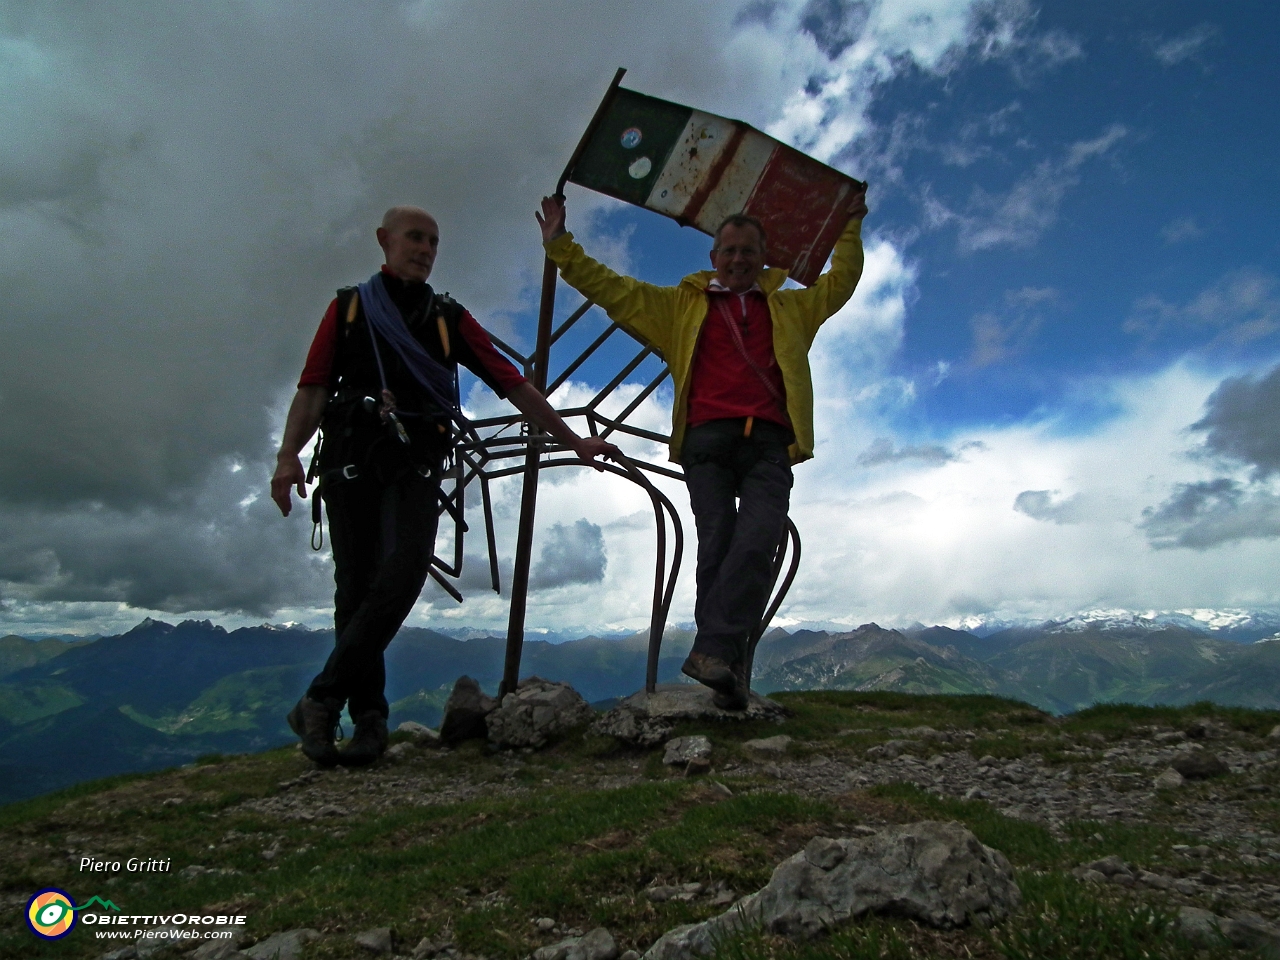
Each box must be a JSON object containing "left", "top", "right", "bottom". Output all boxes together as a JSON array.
[{"left": 500, "top": 68, "right": 628, "bottom": 698}]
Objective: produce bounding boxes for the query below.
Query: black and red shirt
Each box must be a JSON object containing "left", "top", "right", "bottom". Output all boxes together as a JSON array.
[
  {"left": 686, "top": 282, "right": 789, "bottom": 429},
  {"left": 300, "top": 265, "right": 525, "bottom": 396}
]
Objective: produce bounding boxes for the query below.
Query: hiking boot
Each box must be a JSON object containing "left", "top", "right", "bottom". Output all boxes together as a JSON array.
[
  {"left": 681, "top": 652, "right": 736, "bottom": 695},
  {"left": 287, "top": 696, "right": 340, "bottom": 767},
  {"left": 339, "top": 711, "right": 389, "bottom": 767},
  {"left": 713, "top": 661, "right": 750, "bottom": 712}
]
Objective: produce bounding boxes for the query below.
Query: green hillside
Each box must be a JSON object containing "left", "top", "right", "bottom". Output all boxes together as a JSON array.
[{"left": 0, "top": 634, "right": 87, "bottom": 679}]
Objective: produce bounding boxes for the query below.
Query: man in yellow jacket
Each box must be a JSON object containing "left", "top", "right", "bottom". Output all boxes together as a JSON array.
[{"left": 537, "top": 190, "right": 867, "bottom": 708}]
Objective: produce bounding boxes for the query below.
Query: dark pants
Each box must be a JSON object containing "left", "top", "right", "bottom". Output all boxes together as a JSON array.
[
  {"left": 682, "top": 419, "right": 793, "bottom": 667},
  {"left": 307, "top": 467, "right": 439, "bottom": 719}
]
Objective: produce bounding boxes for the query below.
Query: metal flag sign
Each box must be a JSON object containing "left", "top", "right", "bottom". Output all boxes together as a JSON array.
[{"left": 564, "top": 85, "right": 865, "bottom": 286}]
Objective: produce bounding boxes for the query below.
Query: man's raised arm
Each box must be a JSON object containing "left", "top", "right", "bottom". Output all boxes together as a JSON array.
[
  {"left": 787, "top": 185, "right": 870, "bottom": 335},
  {"left": 536, "top": 196, "right": 683, "bottom": 354}
]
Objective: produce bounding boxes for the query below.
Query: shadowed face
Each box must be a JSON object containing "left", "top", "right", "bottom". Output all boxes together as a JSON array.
[
  {"left": 710, "top": 222, "right": 766, "bottom": 294},
  {"left": 377, "top": 209, "right": 440, "bottom": 282}
]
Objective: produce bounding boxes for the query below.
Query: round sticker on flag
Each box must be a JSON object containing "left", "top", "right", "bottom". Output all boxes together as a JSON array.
[
  {"left": 627, "top": 156, "right": 652, "bottom": 179},
  {"left": 620, "top": 127, "right": 642, "bottom": 149}
]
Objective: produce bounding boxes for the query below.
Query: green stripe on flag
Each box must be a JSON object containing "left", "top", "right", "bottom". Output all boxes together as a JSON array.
[{"left": 568, "top": 89, "right": 692, "bottom": 206}]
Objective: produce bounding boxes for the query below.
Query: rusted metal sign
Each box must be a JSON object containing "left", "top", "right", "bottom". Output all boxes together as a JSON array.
[{"left": 565, "top": 86, "right": 864, "bottom": 286}]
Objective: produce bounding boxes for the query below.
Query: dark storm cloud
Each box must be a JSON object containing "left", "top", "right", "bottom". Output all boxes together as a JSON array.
[
  {"left": 530, "top": 520, "right": 607, "bottom": 590},
  {"left": 1136, "top": 364, "right": 1280, "bottom": 551},
  {"left": 446, "top": 553, "right": 515, "bottom": 600},
  {"left": 1191, "top": 364, "right": 1280, "bottom": 480},
  {"left": 0, "top": 1, "right": 784, "bottom": 617},
  {"left": 0, "top": 465, "right": 330, "bottom": 616},
  {"left": 1139, "top": 479, "right": 1280, "bottom": 550}
]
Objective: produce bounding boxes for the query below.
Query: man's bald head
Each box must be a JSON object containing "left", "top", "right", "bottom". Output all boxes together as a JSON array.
[
  {"left": 381, "top": 205, "right": 435, "bottom": 233},
  {"left": 377, "top": 206, "right": 440, "bottom": 283}
]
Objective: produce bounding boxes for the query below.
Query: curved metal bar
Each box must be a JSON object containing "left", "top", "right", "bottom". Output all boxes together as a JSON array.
[
  {"left": 744, "top": 517, "right": 802, "bottom": 684},
  {"left": 479, "top": 472, "right": 500, "bottom": 593},
  {"left": 529, "top": 453, "right": 683, "bottom": 693}
]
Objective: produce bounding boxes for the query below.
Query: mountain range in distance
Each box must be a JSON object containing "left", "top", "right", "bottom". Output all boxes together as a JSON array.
[{"left": 3, "top": 608, "right": 1280, "bottom": 806}]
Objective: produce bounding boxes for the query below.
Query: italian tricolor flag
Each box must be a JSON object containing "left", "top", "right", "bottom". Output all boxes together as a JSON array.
[{"left": 565, "top": 86, "right": 864, "bottom": 287}]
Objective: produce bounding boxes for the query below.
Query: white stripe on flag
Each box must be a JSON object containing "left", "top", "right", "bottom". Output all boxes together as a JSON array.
[
  {"left": 691, "top": 129, "right": 777, "bottom": 234},
  {"left": 644, "top": 110, "right": 737, "bottom": 219}
]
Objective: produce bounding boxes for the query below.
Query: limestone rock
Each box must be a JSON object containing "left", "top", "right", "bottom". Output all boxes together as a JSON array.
[
  {"left": 412, "top": 937, "right": 454, "bottom": 958},
  {"left": 647, "top": 883, "right": 704, "bottom": 903},
  {"left": 1223, "top": 911, "right": 1280, "bottom": 955},
  {"left": 866, "top": 739, "right": 916, "bottom": 760},
  {"left": 1184, "top": 718, "right": 1227, "bottom": 740},
  {"left": 592, "top": 684, "right": 788, "bottom": 746},
  {"left": 743, "top": 735, "right": 792, "bottom": 755},
  {"left": 354, "top": 926, "right": 394, "bottom": 953},
  {"left": 663, "top": 736, "right": 712, "bottom": 766},
  {"left": 1153, "top": 767, "right": 1184, "bottom": 789},
  {"left": 1137, "top": 870, "right": 1173, "bottom": 890},
  {"left": 1171, "top": 750, "right": 1230, "bottom": 780},
  {"left": 243, "top": 929, "right": 322, "bottom": 960},
  {"left": 534, "top": 927, "right": 618, "bottom": 960},
  {"left": 1084, "top": 855, "right": 1132, "bottom": 878},
  {"left": 486, "top": 677, "right": 594, "bottom": 749},
  {"left": 590, "top": 708, "right": 674, "bottom": 748},
  {"left": 1179, "top": 906, "right": 1280, "bottom": 954},
  {"left": 1178, "top": 906, "right": 1229, "bottom": 947},
  {"left": 191, "top": 943, "right": 251, "bottom": 960},
  {"left": 439, "top": 676, "right": 496, "bottom": 744},
  {"left": 1268, "top": 724, "right": 1280, "bottom": 742},
  {"left": 641, "top": 822, "right": 1019, "bottom": 960},
  {"left": 396, "top": 721, "right": 440, "bottom": 743},
  {"left": 1072, "top": 867, "right": 1107, "bottom": 884}
]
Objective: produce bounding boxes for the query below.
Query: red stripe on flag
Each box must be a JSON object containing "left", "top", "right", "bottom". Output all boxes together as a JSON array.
[
  {"left": 675, "top": 124, "right": 747, "bottom": 228},
  {"left": 743, "top": 144, "right": 858, "bottom": 286}
]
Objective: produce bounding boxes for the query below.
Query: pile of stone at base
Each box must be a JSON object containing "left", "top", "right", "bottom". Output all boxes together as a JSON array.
[
  {"left": 642, "top": 821, "right": 1020, "bottom": 960},
  {"left": 486, "top": 676, "right": 595, "bottom": 748},
  {"left": 436, "top": 677, "right": 790, "bottom": 752},
  {"left": 593, "top": 683, "right": 790, "bottom": 747},
  {"left": 438, "top": 676, "right": 593, "bottom": 749}
]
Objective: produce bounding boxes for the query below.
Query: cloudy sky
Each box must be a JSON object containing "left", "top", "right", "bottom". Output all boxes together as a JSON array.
[{"left": 3, "top": 0, "right": 1278, "bottom": 639}]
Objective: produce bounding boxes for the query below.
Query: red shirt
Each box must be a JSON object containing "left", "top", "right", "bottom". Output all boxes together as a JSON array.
[
  {"left": 686, "top": 285, "right": 789, "bottom": 428},
  {"left": 298, "top": 267, "right": 525, "bottom": 396}
]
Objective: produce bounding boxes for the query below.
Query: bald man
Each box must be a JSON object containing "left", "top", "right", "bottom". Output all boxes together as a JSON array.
[{"left": 273, "top": 206, "right": 616, "bottom": 766}]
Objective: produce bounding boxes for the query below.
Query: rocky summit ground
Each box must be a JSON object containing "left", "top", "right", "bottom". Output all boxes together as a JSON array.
[{"left": 4, "top": 690, "right": 1280, "bottom": 960}]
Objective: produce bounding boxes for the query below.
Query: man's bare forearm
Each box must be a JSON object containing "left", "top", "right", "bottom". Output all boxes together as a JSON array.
[
  {"left": 506, "top": 381, "right": 620, "bottom": 469},
  {"left": 507, "top": 381, "right": 581, "bottom": 449},
  {"left": 278, "top": 385, "right": 328, "bottom": 458}
]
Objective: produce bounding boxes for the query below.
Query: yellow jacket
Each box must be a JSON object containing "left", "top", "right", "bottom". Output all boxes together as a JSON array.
[{"left": 544, "top": 217, "right": 865, "bottom": 465}]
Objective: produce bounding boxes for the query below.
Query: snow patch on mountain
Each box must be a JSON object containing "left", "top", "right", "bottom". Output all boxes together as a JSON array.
[{"left": 946, "top": 608, "right": 1280, "bottom": 642}]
